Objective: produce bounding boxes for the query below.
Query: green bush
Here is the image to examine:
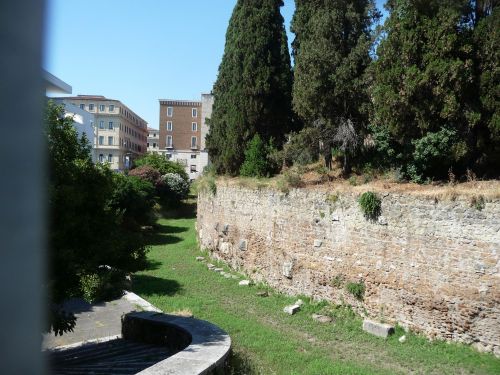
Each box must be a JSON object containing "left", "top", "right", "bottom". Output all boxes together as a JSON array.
[
  {"left": 409, "top": 127, "right": 465, "bottom": 182},
  {"left": 80, "top": 268, "right": 127, "bottom": 303},
  {"left": 161, "top": 173, "right": 190, "bottom": 204},
  {"left": 240, "top": 134, "right": 272, "bottom": 177},
  {"left": 134, "top": 153, "right": 188, "bottom": 182},
  {"left": 272, "top": 127, "right": 320, "bottom": 167},
  {"left": 45, "top": 101, "right": 150, "bottom": 335},
  {"left": 109, "top": 174, "right": 156, "bottom": 228},
  {"left": 358, "top": 192, "right": 381, "bottom": 221},
  {"left": 346, "top": 282, "right": 365, "bottom": 301}
]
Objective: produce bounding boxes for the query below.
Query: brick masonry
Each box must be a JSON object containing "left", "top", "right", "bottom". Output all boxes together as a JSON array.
[{"left": 197, "top": 184, "right": 500, "bottom": 355}]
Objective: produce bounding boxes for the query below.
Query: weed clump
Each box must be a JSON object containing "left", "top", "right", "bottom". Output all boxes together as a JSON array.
[
  {"left": 346, "top": 281, "right": 365, "bottom": 301},
  {"left": 358, "top": 191, "right": 381, "bottom": 221}
]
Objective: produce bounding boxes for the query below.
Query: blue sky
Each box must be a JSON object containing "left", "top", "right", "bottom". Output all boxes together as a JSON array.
[{"left": 45, "top": 0, "right": 387, "bottom": 129}]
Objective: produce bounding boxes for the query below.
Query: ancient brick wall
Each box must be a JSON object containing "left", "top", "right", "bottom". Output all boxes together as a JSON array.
[{"left": 197, "top": 184, "right": 500, "bottom": 355}]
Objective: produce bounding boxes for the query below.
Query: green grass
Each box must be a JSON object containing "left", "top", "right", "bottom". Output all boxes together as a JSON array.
[{"left": 132, "top": 203, "right": 500, "bottom": 375}]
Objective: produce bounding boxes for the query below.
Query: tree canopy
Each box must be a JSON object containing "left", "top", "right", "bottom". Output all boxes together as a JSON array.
[
  {"left": 206, "top": 0, "right": 293, "bottom": 175},
  {"left": 291, "top": 0, "right": 379, "bottom": 173}
]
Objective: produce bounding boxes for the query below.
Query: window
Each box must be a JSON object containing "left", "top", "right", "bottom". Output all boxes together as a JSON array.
[
  {"left": 99, "top": 121, "right": 104, "bottom": 129},
  {"left": 167, "top": 121, "right": 172, "bottom": 131},
  {"left": 192, "top": 108, "right": 197, "bottom": 117},
  {"left": 108, "top": 121, "right": 113, "bottom": 130},
  {"left": 192, "top": 122, "right": 197, "bottom": 131},
  {"left": 99, "top": 104, "right": 105, "bottom": 111},
  {"left": 153, "top": 142, "right": 157, "bottom": 148},
  {"left": 166, "top": 135, "right": 173, "bottom": 148},
  {"left": 167, "top": 107, "right": 173, "bottom": 117},
  {"left": 191, "top": 154, "right": 197, "bottom": 159},
  {"left": 190, "top": 165, "right": 197, "bottom": 173},
  {"left": 98, "top": 136, "right": 104, "bottom": 145},
  {"left": 166, "top": 154, "right": 172, "bottom": 160},
  {"left": 147, "top": 142, "right": 150, "bottom": 148},
  {"left": 191, "top": 136, "right": 197, "bottom": 149},
  {"left": 108, "top": 154, "right": 113, "bottom": 163},
  {"left": 88, "top": 104, "right": 95, "bottom": 111},
  {"left": 109, "top": 105, "right": 114, "bottom": 112},
  {"left": 108, "top": 136, "right": 113, "bottom": 145},
  {"left": 98, "top": 154, "right": 104, "bottom": 163},
  {"left": 154, "top": 133, "right": 157, "bottom": 137},
  {"left": 79, "top": 104, "right": 85, "bottom": 110}
]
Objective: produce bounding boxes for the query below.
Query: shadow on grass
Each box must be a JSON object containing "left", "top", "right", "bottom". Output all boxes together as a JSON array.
[
  {"left": 161, "top": 198, "right": 197, "bottom": 220},
  {"left": 143, "top": 258, "right": 162, "bottom": 271},
  {"left": 225, "top": 349, "right": 259, "bottom": 375},
  {"left": 132, "top": 274, "right": 183, "bottom": 297}
]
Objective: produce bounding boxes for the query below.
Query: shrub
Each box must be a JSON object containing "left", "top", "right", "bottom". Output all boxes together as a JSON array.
[
  {"left": 240, "top": 134, "right": 272, "bottom": 177},
  {"left": 128, "top": 165, "right": 162, "bottom": 186},
  {"left": 109, "top": 174, "right": 156, "bottom": 227},
  {"left": 272, "top": 127, "right": 320, "bottom": 167},
  {"left": 134, "top": 153, "right": 188, "bottom": 182},
  {"left": 80, "top": 268, "right": 127, "bottom": 303},
  {"left": 161, "top": 173, "right": 190, "bottom": 204},
  {"left": 346, "top": 281, "right": 365, "bottom": 301},
  {"left": 358, "top": 191, "right": 381, "bottom": 221},
  {"left": 45, "top": 101, "right": 150, "bottom": 335},
  {"left": 330, "top": 274, "right": 345, "bottom": 288},
  {"left": 410, "top": 127, "right": 466, "bottom": 181},
  {"left": 470, "top": 195, "right": 485, "bottom": 211}
]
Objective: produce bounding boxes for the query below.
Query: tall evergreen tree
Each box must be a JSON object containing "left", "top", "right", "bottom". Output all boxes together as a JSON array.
[
  {"left": 370, "top": 0, "right": 487, "bottom": 179},
  {"left": 291, "top": 0, "right": 379, "bottom": 174},
  {"left": 473, "top": 3, "right": 500, "bottom": 173},
  {"left": 207, "top": 0, "right": 293, "bottom": 175}
]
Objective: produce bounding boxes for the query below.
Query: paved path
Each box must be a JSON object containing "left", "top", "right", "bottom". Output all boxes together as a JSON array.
[{"left": 43, "top": 292, "right": 159, "bottom": 350}]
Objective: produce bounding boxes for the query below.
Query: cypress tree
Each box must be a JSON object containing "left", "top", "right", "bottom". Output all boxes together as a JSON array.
[
  {"left": 371, "top": 0, "right": 484, "bottom": 179},
  {"left": 207, "top": 0, "right": 293, "bottom": 175},
  {"left": 291, "top": 0, "right": 379, "bottom": 174},
  {"left": 473, "top": 3, "right": 500, "bottom": 174}
]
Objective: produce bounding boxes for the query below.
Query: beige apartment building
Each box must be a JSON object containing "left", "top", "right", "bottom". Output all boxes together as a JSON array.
[
  {"left": 159, "top": 99, "right": 209, "bottom": 179},
  {"left": 54, "top": 95, "right": 148, "bottom": 170},
  {"left": 147, "top": 127, "right": 161, "bottom": 153}
]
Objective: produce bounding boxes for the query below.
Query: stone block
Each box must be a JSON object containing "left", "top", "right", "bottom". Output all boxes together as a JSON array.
[
  {"left": 196, "top": 256, "right": 205, "bottom": 261},
  {"left": 362, "top": 319, "right": 394, "bottom": 338},
  {"left": 284, "top": 304, "right": 301, "bottom": 315},
  {"left": 222, "top": 224, "right": 229, "bottom": 234},
  {"left": 207, "top": 263, "right": 215, "bottom": 269},
  {"left": 238, "top": 239, "right": 248, "bottom": 251},
  {"left": 282, "top": 261, "right": 293, "bottom": 278},
  {"left": 213, "top": 268, "right": 224, "bottom": 272},
  {"left": 314, "top": 239, "right": 322, "bottom": 248},
  {"left": 239, "top": 280, "right": 251, "bottom": 286},
  {"left": 220, "top": 242, "right": 230, "bottom": 254},
  {"left": 378, "top": 216, "right": 388, "bottom": 225}
]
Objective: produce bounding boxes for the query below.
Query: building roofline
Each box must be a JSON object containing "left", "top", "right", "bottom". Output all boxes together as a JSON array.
[
  {"left": 159, "top": 99, "right": 202, "bottom": 106},
  {"left": 43, "top": 70, "right": 72, "bottom": 94},
  {"left": 53, "top": 95, "right": 148, "bottom": 127}
]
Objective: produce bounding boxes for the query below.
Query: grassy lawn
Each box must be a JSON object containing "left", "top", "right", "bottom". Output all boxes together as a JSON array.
[{"left": 132, "top": 203, "right": 500, "bottom": 375}]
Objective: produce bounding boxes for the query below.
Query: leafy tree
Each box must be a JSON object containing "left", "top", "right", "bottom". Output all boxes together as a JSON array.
[
  {"left": 291, "top": 0, "right": 379, "bottom": 174},
  {"left": 240, "top": 134, "right": 272, "bottom": 177},
  {"left": 371, "top": 0, "right": 484, "bottom": 179},
  {"left": 109, "top": 174, "right": 156, "bottom": 229},
  {"left": 134, "top": 153, "right": 188, "bottom": 182},
  {"left": 45, "top": 102, "right": 150, "bottom": 335},
  {"left": 207, "top": 0, "right": 293, "bottom": 175}
]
